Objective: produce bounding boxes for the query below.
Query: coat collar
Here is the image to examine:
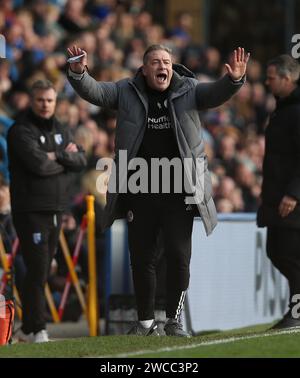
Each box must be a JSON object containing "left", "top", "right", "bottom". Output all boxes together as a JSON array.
[{"left": 129, "top": 63, "right": 195, "bottom": 99}]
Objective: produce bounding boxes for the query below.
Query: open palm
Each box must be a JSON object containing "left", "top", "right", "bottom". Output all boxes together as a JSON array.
[{"left": 225, "top": 47, "right": 250, "bottom": 81}]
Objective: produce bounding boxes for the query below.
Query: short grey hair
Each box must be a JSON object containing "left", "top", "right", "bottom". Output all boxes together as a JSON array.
[
  {"left": 267, "top": 54, "right": 300, "bottom": 82},
  {"left": 143, "top": 44, "right": 172, "bottom": 64},
  {"left": 30, "top": 80, "right": 56, "bottom": 96}
]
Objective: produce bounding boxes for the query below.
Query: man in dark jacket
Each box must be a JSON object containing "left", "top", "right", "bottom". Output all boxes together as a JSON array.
[
  {"left": 7, "top": 80, "right": 87, "bottom": 342},
  {"left": 257, "top": 55, "right": 300, "bottom": 329},
  {"left": 67, "top": 44, "right": 249, "bottom": 336}
]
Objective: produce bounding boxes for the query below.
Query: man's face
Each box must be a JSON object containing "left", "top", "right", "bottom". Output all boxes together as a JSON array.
[
  {"left": 265, "top": 65, "right": 287, "bottom": 97},
  {"left": 142, "top": 50, "right": 173, "bottom": 91},
  {"left": 31, "top": 88, "right": 57, "bottom": 119}
]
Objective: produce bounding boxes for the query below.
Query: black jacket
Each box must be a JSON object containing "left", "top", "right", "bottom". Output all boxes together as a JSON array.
[
  {"left": 257, "top": 86, "right": 300, "bottom": 228},
  {"left": 7, "top": 110, "right": 87, "bottom": 213}
]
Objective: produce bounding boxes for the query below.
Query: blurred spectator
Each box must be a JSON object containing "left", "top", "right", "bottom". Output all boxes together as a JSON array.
[
  {"left": 58, "top": 0, "right": 92, "bottom": 33},
  {"left": 216, "top": 134, "right": 238, "bottom": 177},
  {"left": 217, "top": 176, "right": 236, "bottom": 199},
  {"left": 168, "top": 11, "right": 193, "bottom": 46},
  {"left": 0, "top": 60, "right": 12, "bottom": 95},
  {"left": 203, "top": 47, "right": 222, "bottom": 78},
  {"left": 74, "top": 126, "right": 94, "bottom": 159},
  {"left": 234, "top": 161, "right": 260, "bottom": 212},
  {"left": 6, "top": 88, "right": 30, "bottom": 117},
  {"left": 251, "top": 82, "right": 269, "bottom": 134},
  {"left": 216, "top": 198, "right": 234, "bottom": 213},
  {"left": 246, "top": 59, "right": 263, "bottom": 83},
  {"left": 111, "top": 12, "right": 135, "bottom": 50}
]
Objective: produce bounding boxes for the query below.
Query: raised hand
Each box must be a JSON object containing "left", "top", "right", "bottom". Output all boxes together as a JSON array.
[
  {"left": 67, "top": 45, "right": 88, "bottom": 74},
  {"left": 279, "top": 195, "right": 297, "bottom": 218},
  {"left": 225, "top": 47, "right": 250, "bottom": 81}
]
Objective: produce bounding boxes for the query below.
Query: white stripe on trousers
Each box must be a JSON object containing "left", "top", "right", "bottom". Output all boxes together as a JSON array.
[{"left": 175, "top": 291, "right": 186, "bottom": 320}]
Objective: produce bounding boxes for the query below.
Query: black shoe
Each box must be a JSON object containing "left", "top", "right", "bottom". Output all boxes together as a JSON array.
[
  {"left": 164, "top": 319, "right": 191, "bottom": 337},
  {"left": 127, "top": 320, "right": 160, "bottom": 336},
  {"left": 270, "top": 312, "right": 300, "bottom": 330}
]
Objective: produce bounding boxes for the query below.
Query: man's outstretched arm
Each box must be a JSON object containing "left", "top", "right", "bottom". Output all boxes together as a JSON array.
[
  {"left": 67, "top": 45, "right": 118, "bottom": 109},
  {"left": 196, "top": 47, "right": 250, "bottom": 110}
]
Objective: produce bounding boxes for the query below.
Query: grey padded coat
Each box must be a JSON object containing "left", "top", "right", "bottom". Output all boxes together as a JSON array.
[{"left": 68, "top": 64, "right": 244, "bottom": 235}]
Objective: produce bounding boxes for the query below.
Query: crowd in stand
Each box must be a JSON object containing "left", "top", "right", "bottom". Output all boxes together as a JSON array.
[
  {"left": 0, "top": 0, "right": 277, "bottom": 318},
  {"left": 0, "top": 0, "right": 274, "bottom": 217}
]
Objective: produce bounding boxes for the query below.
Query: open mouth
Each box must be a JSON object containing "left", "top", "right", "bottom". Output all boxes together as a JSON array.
[{"left": 156, "top": 73, "right": 167, "bottom": 83}]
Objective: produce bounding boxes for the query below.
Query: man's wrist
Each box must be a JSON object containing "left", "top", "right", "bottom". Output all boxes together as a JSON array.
[
  {"left": 68, "top": 67, "right": 85, "bottom": 80},
  {"left": 69, "top": 66, "right": 85, "bottom": 74},
  {"left": 229, "top": 75, "right": 244, "bottom": 83}
]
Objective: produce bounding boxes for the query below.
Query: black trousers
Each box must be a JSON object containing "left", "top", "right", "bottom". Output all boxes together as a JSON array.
[
  {"left": 126, "top": 195, "right": 194, "bottom": 321},
  {"left": 13, "top": 212, "right": 62, "bottom": 334},
  {"left": 267, "top": 227, "right": 300, "bottom": 304}
]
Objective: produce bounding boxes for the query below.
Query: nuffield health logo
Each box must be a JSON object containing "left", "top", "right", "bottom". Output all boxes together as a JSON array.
[{"left": 0, "top": 34, "right": 6, "bottom": 58}]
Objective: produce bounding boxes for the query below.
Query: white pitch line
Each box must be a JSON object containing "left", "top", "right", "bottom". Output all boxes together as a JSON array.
[{"left": 96, "top": 328, "right": 300, "bottom": 358}]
